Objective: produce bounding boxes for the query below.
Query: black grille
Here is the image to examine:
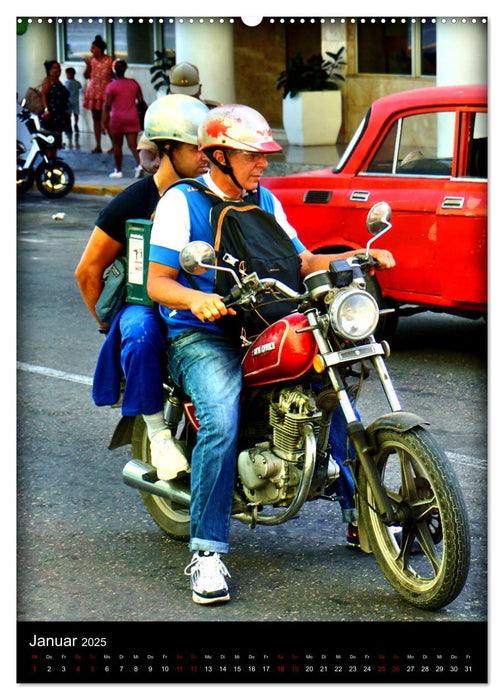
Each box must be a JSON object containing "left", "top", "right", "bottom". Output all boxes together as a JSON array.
[{"left": 303, "top": 190, "right": 332, "bottom": 204}]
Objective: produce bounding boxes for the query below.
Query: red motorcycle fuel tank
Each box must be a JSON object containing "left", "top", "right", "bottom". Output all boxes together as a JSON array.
[{"left": 242, "top": 313, "right": 317, "bottom": 387}]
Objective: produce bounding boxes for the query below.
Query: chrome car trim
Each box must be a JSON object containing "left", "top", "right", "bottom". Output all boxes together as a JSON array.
[
  {"left": 350, "top": 190, "right": 371, "bottom": 202},
  {"left": 442, "top": 196, "right": 465, "bottom": 209}
]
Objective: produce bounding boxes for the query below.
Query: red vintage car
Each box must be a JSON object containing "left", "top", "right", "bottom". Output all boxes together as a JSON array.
[{"left": 263, "top": 85, "right": 487, "bottom": 335}]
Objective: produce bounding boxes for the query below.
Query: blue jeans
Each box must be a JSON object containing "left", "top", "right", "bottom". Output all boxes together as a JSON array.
[
  {"left": 329, "top": 404, "right": 358, "bottom": 524},
  {"left": 119, "top": 305, "right": 167, "bottom": 415},
  {"left": 167, "top": 330, "right": 243, "bottom": 554},
  {"left": 93, "top": 304, "right": 167, "bottom": 416}
]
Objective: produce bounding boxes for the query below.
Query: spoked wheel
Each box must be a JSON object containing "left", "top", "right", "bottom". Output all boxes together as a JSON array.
[
  {"left": 35, "top": 159, "right": 74, "bottom": 198},
  {"left": 131, "top": 416, "right": 191, "bottom": 541},
  {"left": 357, "top": 426, "right": 470, "bottom": 610}
]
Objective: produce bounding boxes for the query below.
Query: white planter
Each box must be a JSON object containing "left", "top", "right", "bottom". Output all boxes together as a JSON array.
[{"left": 282, "top": 90, "right": 342, "bottom": 146}]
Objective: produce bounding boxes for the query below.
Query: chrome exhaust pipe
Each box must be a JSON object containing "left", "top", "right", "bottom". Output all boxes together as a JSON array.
[{"left": 122, "top": 459, "right": 191, "bottom": 507}]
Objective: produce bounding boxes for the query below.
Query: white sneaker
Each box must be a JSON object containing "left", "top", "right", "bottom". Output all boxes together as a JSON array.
[
  {"left": 150, "top": 428, "right": 190, "bottom": 481},
  {"left": 184, "top": 552, "right": 230, "bottom": 604},
  {"left": 109, "top": 170, "right": 123, "bottom": 178},
  {"left": 134, "top": 165, "right": 143, "bottom": 179}
]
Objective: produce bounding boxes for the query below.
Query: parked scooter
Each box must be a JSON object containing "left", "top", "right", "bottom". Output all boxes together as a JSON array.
[
  {"left": 17, "top": 103, "right": 74, "bottom": 198},
  {"left": 116, "top": 202, "right": 470, "bottom": 611}
]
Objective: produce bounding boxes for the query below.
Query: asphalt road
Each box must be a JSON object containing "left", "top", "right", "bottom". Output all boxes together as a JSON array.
[{"left": 16, "top": 190, "right": 487, "bottom": 628}]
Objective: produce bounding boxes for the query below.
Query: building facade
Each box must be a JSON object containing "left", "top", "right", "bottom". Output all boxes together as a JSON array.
[{"left": 16, "top": 16, "right": 487, "bottom": 143}]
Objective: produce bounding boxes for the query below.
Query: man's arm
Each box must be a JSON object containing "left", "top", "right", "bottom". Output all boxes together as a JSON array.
[
  {"left": 147, "top": 262, "right": 236, "bottom": 324},
  {"left": 268, "top": 190, "right": 395, "bottom": 278},
  {"left": 75, "top": 226, "right": 123, "bottom": 327},
  {"left": 299, "top": 248, "right": 395, "bottom": 279}
]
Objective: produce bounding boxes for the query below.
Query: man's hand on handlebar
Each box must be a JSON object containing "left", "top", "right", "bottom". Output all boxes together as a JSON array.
[{"left": 190, "top": 292, "right": 238, "bottom": 323}]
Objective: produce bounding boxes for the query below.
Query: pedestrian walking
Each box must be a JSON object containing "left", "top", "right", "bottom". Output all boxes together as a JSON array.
[{"left": 101, "top": 59, "right": 143, "bottom": 178}]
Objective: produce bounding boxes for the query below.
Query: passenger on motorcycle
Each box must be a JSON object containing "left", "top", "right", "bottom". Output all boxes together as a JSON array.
[
  {"left": 147, "top": 104, "right": 395, "bottom": 605},
  {"left": 75, "top": 95, "right": 210, "bottom": 479}
]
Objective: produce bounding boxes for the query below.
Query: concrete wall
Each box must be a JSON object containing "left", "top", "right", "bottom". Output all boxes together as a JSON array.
[{"left": 17, "top": 21, "right": 57, "bottom": 101}]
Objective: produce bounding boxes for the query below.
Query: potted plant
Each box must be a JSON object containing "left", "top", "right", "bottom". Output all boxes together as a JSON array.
[
  {"left": 150, "top": 49, "right": 176, "bottom": 95},
  {"left": 277, "top": 49, "right": 345, "bottom": 146}
]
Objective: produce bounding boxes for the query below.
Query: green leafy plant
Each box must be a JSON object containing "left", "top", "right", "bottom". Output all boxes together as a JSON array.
[
  {"left": 150, "top": 49, "right": 176, "bottom": 93},
  {"left": 277, "top": 48, "right": 346, "bottom": 99}
]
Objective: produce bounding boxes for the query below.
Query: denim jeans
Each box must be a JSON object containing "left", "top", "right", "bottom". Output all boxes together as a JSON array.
[
  {"left": 93, "top": 304, "right": 167, "bottom": 416},
  {"left": 167, "top": 330, "right": 243, "bottom": 554},
  {"left": 329, "top": 404, "right": 358, "bottom": 524},
  {"left": 119, "top": 305, "right": 167, "bottom": 415}
]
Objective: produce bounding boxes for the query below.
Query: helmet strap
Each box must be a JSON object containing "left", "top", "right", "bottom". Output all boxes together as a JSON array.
[
  {"left": 208, "top": 148, "right": 244, "bottom": 192},
  {"left": 165, "top": 143, "right": 184, "bottom": 179}
]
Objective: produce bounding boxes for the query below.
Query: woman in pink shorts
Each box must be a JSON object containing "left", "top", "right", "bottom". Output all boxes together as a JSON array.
[{"left": 101, "top": 60, "right": 144, "bottom": 179}]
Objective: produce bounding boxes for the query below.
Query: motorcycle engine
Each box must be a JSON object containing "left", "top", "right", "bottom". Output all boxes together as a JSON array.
[{"left": 237, "top": 387, "right": 322, "bottom": 505}]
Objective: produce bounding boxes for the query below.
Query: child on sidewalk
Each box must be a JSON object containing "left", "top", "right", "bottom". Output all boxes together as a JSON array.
[{"left": 64, "top": 67, "right": 82, "bottom": 133}]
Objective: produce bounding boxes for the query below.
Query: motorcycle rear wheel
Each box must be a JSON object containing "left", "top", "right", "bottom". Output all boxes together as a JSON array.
[
  {"left": 131, "top": 416, "right": 191, "bottom": 541},
  {"left": 357, "top": 425, "right": 470, "bottom": 610},
  {"left": 35, "top": 158, "right": 74, "bottom": 198}
]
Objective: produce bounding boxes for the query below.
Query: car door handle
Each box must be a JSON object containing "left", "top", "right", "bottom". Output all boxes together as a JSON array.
[
  {"left": 350, "top": 190, "right": 371, "bottom": 202},
  {"left": 442, "top": 196, "right": 465, "bottom": 209}
]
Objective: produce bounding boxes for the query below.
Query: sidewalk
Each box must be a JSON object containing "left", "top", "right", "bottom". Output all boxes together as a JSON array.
[{"left": 60, "top": 129, "right": 344, "bottom": 197}]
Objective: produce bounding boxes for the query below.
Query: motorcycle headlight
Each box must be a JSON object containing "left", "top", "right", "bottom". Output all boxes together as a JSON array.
[{"left": 329, "top": 289, "right": 379, "bottom": 340}]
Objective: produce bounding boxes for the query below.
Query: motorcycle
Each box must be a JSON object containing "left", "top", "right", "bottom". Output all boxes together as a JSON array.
[
  {"left": 117, "top": 202, "right": 470, "bottom": 611},
  {"left": 17, "top": 104, "right": 74, "bottom": 198}
]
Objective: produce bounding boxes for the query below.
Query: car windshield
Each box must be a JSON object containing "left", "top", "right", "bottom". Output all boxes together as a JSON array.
[{"left": 333, "top": 110, "right": 370, "bottom": 173}]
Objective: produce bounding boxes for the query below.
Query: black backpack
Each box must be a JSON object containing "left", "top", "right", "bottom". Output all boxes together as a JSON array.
[{"left": 173, "top": 178, "right": 302, "bottom": 339}]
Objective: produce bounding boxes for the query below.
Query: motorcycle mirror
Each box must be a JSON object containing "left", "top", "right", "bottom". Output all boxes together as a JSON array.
[
  {"left": 179, "top": 241, "right": 242, "bottom": 287},
  {"left": 365, "top": 201, "right": 392, "bottom": 256},
  {"left": 179, "top": 241, "right": 216, "bottom": 275}
]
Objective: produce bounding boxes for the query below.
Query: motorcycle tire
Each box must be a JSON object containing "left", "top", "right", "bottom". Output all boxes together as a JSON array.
[
  {"left": 357, "top": 425, "right": 470, "bottom": 610},
  {"left": 131, "top": 416, "right": 191, "bottom": 541},
  {"left": 364, "top": 273, "right": 398, "bottom": 340},
  {"left": 35, "top": 158, "right": 74, "bottom": 198},
  {"left": 17, "top": 160, "right": 34, "bottom": 194}
]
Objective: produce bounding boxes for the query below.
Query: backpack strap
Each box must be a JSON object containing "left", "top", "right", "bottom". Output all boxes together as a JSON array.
[{"left": 165, "top": 177, "right": 223, "bottom": 206}]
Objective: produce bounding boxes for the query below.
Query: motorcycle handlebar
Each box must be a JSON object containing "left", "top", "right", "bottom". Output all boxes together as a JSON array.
[
  {"left": 350, "top": 253, "right": 380, "bottom": 271},
  {"left": 221, "top": 277, "right": 303, "bottom": 308},
  {"left": 219, "top": 257, "right": 377, "bottom": 310}
]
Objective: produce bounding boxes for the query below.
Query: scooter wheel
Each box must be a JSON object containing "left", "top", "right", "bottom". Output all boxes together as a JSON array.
[
  {"left": 35, "top": 159, "right": 74, "bottom": 198},
  {"left": 17, "top": 160, "right": 34, "bottom": 194}
]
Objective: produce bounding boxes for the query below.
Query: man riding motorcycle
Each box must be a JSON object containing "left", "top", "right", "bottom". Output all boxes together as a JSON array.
[
  {"left": 147, "top": 104, "right": 395, "bottom": 605},
  {"left": 75, "top": 95, "right": 210, "bottom": 478}
]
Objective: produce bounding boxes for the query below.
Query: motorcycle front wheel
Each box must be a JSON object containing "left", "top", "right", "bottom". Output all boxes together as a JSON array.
[
  {"left": 131, "top": 416, "right": 191, "bottom": 542},
  {"left": 35, "top": 159, "right": 74, "bottom": 198},
  {"left": 357, "top": 426, "right": 470, "bottom": 610}
]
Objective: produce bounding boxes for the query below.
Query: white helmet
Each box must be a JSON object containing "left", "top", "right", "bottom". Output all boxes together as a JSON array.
[
  {"left": 144, "top": 94, "right": 209, "bottom": 145},
  {"left": 198, "top": 104, "right": 282, "bottom": 153}
]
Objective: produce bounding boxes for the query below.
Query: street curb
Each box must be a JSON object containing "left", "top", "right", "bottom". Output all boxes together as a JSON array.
[{"left": 72, "top": 183, "right": 126, "bottom": 196}]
